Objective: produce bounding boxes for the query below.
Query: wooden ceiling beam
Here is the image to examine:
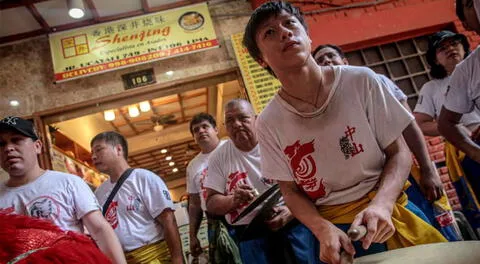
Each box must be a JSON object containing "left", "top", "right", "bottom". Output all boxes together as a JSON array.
[
  {"left": 26, "top": 4, "right": 50, "bottom": 32},
  {"left": 84, "top": 0, "right": 100, "bottom": 22},
  {"left": 0, "top": 29, "right": 45, "bottom": 45},
  {"left": 119, "top": 110, "right": 139, "bottom": 135},
  {"left": 148, "top": 0, "right": 205, "bottom": 13},
  {"left": 141, "top": 0, "right": 150, "bottom": 13},
  {"left": 0, "top": 0, "right": 48, "bottom": 10}
]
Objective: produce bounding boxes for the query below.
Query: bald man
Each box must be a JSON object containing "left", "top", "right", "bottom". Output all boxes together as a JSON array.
[{"left": 204, "top": 99, "right": 317, "bottom": 264}]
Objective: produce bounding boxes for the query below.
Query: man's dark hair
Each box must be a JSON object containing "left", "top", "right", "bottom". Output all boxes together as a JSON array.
[
  {"left": 189, "top": 113, "right": 216, "bottom": 134},
  {"left": 312, "top": 44, "right": 346, "bottom": 59},
  {"left": 90, "top": 131, "right": 129, "bottom": 160},
  {"left": 243, "top": 1, "right": 307, "bottom": 76},
  {"left": 426, "top": 31, "right": 470, "bottom": 79}
]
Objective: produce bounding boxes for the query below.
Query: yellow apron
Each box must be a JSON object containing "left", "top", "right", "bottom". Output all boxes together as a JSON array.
[
  {"left": 316, "top": 188, "right": 447, "bottom": 250},
  {"left": 125, "top": 240, "right": 172, "bottom": 264}
]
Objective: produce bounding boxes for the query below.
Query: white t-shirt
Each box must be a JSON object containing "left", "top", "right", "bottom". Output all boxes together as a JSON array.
[
  {"left": 95, "top": 168, "right": 174, "bottom": 251},
  {"left": 186, "top": 140, "right": 226, "bottom": 212},
  {"left": 443, "top": 46, "right": 480, "bottom": 114},
  {"left": 378, "top": 74, "right": 408, "bottom": 102},
  {"left": 203, "top": 140, "right": 272, "bottom": 226},
  {"left": 0, "top": 170, "right": 100, "bottom": 233},
  {"left": 257, "top": 66, "right": 413, "bottom": 206}
]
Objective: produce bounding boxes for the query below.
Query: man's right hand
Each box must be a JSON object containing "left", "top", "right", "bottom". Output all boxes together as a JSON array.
[
  {"left": 232, "top": 184, "right": 256, "bottom": 207},
  {"left": 189, "top": 236, "right": 203, "bottom": 258},
  {"left": 315, "top": 221, "right": 355, "bottom": 264}
]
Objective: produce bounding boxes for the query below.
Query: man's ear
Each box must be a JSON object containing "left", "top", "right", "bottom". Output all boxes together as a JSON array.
[
  {"left": 115, "top": 144, "right": 123, "bottom": 157},
  {"left": 34, "top": 140, "right": 43, "bottom": 155}
]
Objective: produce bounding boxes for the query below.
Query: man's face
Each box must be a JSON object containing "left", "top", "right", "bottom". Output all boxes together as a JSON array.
[
  {"left": 91, "top": 139, "right": 121, "bottom": 174},
  {"left": 0, "top": 131, "right": 41, "bottom": 176},
  {"left": 435, "top": 38, "right": 466, "bottom": 68},
  {"left": 224, "top": 104, "right": 256, "bottom": 147},
  {"left": 314, "top": 47, "right": 348, "bottom": 66},
  {"left": 191, "top": 120, "right": 218, "bottom": 147},
  {"left": 462, "top": 0, "right": 480, "bottom": 34},
  {"left": 255, "top": 10, "right": 311, "bottom": 73}
]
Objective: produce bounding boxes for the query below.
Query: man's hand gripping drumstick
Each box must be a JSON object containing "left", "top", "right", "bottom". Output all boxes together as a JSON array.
[{"left": 340, "top": 225, "right": 367, "bottom": 264}]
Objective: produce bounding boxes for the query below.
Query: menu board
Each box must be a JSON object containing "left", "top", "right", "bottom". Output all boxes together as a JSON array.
[
  {"left": 51, "top": 146, "right": 107, "bottom": 188},
  {"left": 231, "top": 32, "right": 281, "bottom": 114}
]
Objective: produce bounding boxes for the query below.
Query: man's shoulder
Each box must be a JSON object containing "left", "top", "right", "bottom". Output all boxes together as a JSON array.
[
  {"left": 46, "top": 170, "right": 85, "bottom": 185},
  {"left": 420, "top": 78, "right": 446, "bottom": 94},
  {"left": 209, "top": 139, "right": 232, "bottom": 161}
]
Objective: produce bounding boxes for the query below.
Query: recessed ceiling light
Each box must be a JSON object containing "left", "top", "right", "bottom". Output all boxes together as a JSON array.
[
  {"left": 128, "top": 105, "right": 140, "bottom": 118},
  {"left": 172, "top": 168, "right": 178, "bottom": 173},
  {"left": 139, "top": 101, "right": 151, "bottom": 112},
  {"left": 165, "top": 71, "right": 174, "bottom": 76},
  {"left": 103, "top": 110, "right": 115, "bottom": 121},
  {"left": 165, "top": 156, "right": 172, "bottom": 161},
  {"left": 9, "top": 100, "right": 19, "bottom": 107},
  {"left": 160, "top": 149, "right": 167, "bottom": 154},
  {"left": 169, "top": 161, "right": 175, "bottom": 166},
  {"left": 67, "top": 0, "right": 85, "bottom": 19}
]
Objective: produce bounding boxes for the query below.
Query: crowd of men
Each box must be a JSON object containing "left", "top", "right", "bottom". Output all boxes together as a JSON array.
[{"left": 0, "top": 0, "right": 479, "bottom": 263}]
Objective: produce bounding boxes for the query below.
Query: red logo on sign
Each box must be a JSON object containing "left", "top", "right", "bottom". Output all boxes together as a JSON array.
[
  {"left": 284, "top": 140, "right": 326, "bottom": 200},
  {"left": 105, "top": 201, "right": 119, "bottom": 229},
  {"left": 436, "top": 211, "right": 454, "bottom": 227}
]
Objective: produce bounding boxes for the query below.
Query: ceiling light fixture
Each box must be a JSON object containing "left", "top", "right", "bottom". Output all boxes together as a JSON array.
[
  {"left": 104, "top": 110, "right": 115, "bottom": 121},
  {"left": 165, "top": 156, "right": 172, "bottom": 161},
  {"left": 139, "top": 101, "right": 151, "bottom": 112},
  {"left": 9, "top": 100, "right": 19, "bottom": 107},
  {"left": 165, "top": 71, "right": 174, "bottom": 76},
  {"left": 67, "top": 0, "right": 85, "bottom": 19},
  {"left": 169, "top": 161, "right": 175, "bottom": 166},
  {"left": 172, "top": 168, "right": 178, "bottom": 173},
  {"left": 128, "top": 105, "right": 140, "bottom": 118},
  {"left": 160, "top": 149, "right": 168, "bottom": 154}
]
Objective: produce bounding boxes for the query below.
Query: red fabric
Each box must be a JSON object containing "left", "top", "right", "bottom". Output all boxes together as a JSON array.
[{"left": 0, "top": 214, "right": 111, "bottom": 264}]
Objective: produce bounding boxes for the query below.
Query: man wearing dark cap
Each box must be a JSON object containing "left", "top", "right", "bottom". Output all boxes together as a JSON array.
[{"left": 0, "top": 116, "right": 126, "bottom": 264}]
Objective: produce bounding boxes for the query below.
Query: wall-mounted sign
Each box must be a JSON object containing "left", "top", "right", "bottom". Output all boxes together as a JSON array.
[
  {"left": 122, "top": 68, "right": 156, "bottom": 90},
  {"left": 231, "top": 32, "right": 281, "bottom": 114},
  {"left": 49, "top": 3, "right": 219, "bottom": 83}
]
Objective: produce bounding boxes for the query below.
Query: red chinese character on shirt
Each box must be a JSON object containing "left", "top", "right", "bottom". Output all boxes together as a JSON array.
[{"left": 339, "top": 126, "right": 364, "bottom": 159}]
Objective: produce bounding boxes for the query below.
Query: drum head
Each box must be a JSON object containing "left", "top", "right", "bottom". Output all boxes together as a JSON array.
[{"left": 354, "top": 241, "right": 480, "bottom": 264}]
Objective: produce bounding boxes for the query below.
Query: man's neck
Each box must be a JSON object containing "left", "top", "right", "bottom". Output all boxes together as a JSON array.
[
  {"left": 277, "top": 58, "right": 327, "bottom": 109},
  {"left": 109, "top": 161, "right": 131, "bottom": 183},
  {"left": 234, "top": 140, "right": 257, "bottom": 153},
  {"left": 6, "top": 166, "right": 45, "bottom": 187},
  {"left": 200, "top": 138, "right": 220, "bottom": 154}
]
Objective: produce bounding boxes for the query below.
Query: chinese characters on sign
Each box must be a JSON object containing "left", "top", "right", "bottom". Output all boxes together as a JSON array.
[
  {"left": 49, "top": 3, "right": 219, "bottom": 82},
  {"left": 231, "top": 32, "right": 281, "bottom": 114}
]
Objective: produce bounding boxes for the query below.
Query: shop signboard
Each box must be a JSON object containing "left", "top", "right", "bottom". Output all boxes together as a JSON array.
[
  {"left": 231, "top": 32, "right": 281, "bottom": 114},
  {"left": 49, "top": 3, "right": 219, "bottom": 82}
]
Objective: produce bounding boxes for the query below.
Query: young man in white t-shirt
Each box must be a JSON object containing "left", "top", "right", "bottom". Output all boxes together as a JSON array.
[
  {"left": 91, "top": 131, "right": 183, "bottom": 264},
  {"left": 243, "top": 2, "right": 447, "bottom": 263},
  {"left": 0, "top": 116, "right": 126, "bottom": 264},
  {"left": 439, "top": 0, "right": 480, "bottom": 164},
  {"left": 313, "top": 44, "right": 461, "bottom": 242},
  {"left": 186, "top": 113, "right": 235, "bottom": 263},
  {"left": 204, "top": 99, "right": 317, "bottom": 264}
]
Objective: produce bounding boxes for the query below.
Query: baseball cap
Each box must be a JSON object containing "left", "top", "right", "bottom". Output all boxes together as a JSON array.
[
  {"left": 0, "top": 116, "right": 39, "bottom": 140},
  {"left": 429, "top": 30, "right": 466, "bottom": 49}
]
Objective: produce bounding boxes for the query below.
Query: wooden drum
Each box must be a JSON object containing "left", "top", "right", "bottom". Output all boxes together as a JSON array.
[{"left": 354, "top": 241, "right": 480, "bottom": 264}]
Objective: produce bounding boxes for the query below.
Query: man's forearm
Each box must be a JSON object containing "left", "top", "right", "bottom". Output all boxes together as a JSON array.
[
  {"left": 91, "top": 226, "right": 126, "bottom": 264},
  {"left": 188, "top": 202, "right": 203, "bottom": 239},
  {"left": 277, "top": 181, "right": 330, "bottom": 238},
  {"left": 417, "top": 120, "right": 440, "bottom": 137},
  {"left": 159, "top": 210, "right": 184, "bottom": 264},
  {"left": 371, "top": 137, "right": 412, "bottom": 208},
  {"left": 402, "top": 122, "right": 435, "bottom": 174},
  {"left": 206, "top": 191, "right": 236, "bottom": 216}
]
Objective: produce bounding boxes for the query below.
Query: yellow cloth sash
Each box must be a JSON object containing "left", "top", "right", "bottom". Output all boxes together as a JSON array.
[
  {"left": 316, "top": 188, "right": 447, "bottom": 250},
  {"left": 410, "top": 165, "right": 453, "bottom": 212},
  {"left": 125, "top": 240, "right": 172, "bottom": 264},
  {"left": 444, "top": 141, "right": 480, "bottom": 207}
]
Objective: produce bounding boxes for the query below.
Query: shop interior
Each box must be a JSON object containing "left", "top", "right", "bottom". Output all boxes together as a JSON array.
[{"left": 45, "top": 76, "right": 244, "bottom": 201}]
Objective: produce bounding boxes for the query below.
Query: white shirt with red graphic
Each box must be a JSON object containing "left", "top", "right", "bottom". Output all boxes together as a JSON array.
[
  {"left": 95, "top": 168, "right": 174, "bottom": 251},
  {"left": 187, "top": 140, "right": 226, "bottom": 212},
  {"left": 0, "top": 170, "right": 100, "bottom": 233},
  {"left": 203, "top": 140, "right": 272, "bottom": 226},
  {"left": 257, "top": 65, "right": 413, "bottom": 206}
]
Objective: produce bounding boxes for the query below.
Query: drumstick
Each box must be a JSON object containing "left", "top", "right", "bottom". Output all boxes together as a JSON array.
[{"left": 340, "top": 225, "right": 368, "bottom": 264}]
